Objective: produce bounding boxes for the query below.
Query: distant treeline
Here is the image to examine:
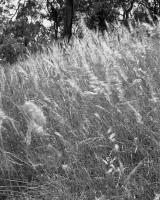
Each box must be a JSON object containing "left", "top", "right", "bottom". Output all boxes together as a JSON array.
[{"left": 0, "top": 0, "right": 160, "bottom": 64}]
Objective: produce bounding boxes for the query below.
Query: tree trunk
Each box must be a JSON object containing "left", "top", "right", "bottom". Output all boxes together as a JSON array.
[
  {"left": 123, "top": 0, "right": 135, "bottom": 32},
  {"left": 64, "top": 0, "right": 73, "bottom": 41}
]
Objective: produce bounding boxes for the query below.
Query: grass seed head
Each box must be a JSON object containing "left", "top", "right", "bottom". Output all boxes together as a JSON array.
[
  {"left": 0, "top": 109, "right": 6, "bottom": 120},
  {"left": 0, "top": 109, "right": 7, "bottom": 126},
  {"left": 22, "top": 101, "right": 46, "bottom": 127}
]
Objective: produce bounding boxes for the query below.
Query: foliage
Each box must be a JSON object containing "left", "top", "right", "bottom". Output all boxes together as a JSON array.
[
  {"left": 0, "top": 0, "right": 58, "bottom": 64},
  {"left": 1, "top": 0, "right": 160, "bottom": 64}
]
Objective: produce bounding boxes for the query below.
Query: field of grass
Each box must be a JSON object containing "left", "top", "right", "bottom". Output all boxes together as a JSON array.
[{"left": 0, "top": 23, "right": 160, "bottom": 200}]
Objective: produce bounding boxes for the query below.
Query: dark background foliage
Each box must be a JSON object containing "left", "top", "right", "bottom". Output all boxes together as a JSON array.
[{"left": 0, "top": 0, "right": 160, "bottom": 64}]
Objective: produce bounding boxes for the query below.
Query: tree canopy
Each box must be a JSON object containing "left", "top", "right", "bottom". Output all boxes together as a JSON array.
[{"left": 0, "top": 0, "right": 160, "bottom": 64}]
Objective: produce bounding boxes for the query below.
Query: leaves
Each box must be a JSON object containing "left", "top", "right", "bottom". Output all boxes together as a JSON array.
[{"left": 0, "top": 0, "right": 160, "bottom": 64}]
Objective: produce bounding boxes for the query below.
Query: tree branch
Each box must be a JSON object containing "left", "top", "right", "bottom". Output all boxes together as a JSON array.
[{"left": 10, "top": 0, "right": 22, "bottom": 20}]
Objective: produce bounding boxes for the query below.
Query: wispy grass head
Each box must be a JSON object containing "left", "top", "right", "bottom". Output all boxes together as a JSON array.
[{"left": 22, "top": 101, "right": 46, "bottom": 127}]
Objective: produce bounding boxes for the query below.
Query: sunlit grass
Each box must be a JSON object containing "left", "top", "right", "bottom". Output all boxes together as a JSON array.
[{"left": 0, "top": 23, "right": 160, "bottom": 199}]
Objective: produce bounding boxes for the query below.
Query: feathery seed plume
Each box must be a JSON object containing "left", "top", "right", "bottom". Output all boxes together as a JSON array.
[
  {"left": 22, "top": 101, "right": 46, "bottom": 127},
  {"left": 0, "top": 109, "right": 7, "bottom": 125}
]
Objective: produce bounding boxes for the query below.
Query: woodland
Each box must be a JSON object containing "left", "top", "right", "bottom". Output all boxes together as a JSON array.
[
  {"left": 0, "top": 0, "right": 160, "bottom": 64},
  {"left": 0, "top": 1, "right": 160, "bottom": 200}
]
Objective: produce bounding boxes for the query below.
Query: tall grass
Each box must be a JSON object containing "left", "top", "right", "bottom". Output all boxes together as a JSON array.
[{"left": 0, "top": 23, "right": 160, "bottom": 199}]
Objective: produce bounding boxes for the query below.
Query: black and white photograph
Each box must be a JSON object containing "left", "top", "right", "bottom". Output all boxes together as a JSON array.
[{"left": 0, "top": 0, "right": 160, "bottom": 199}]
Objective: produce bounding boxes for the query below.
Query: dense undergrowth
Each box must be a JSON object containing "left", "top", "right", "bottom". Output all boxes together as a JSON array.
[{"left": 0, "top": 23, "right": 160, "bottom": 200}]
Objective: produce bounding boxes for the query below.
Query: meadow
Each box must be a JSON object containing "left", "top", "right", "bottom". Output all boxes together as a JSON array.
[{"left": 0, "top": 23, "right": 160, "bottom": 200}]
